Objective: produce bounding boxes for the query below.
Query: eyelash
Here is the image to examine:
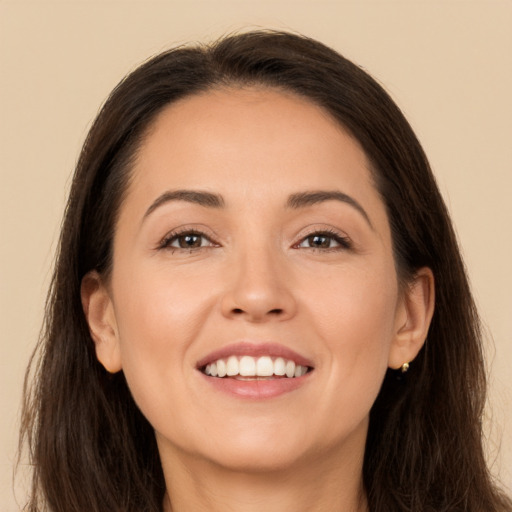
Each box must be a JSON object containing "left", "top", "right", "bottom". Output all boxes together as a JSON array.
[
  {"left": 157, "top": 228, "right": 352, "bottom": 253},
  {"left": 293, "top": 229, "right": 352, "bottom": 251},
  {"left": 157, "top": 228, "right": 218, "bottom": 252}
]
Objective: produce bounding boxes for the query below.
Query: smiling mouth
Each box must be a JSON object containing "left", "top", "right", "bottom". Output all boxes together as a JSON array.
[{"left": 200, "top": 355, "right": 313, "bottom": 379}]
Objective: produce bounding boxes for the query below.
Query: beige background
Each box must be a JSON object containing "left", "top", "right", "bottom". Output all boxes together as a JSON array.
[{"left": 1, "top": 1, "right": 511, "bottom": 509}]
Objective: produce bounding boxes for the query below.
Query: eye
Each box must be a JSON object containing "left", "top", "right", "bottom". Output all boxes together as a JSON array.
[
  {"left": 158, "top": 230, "right": 217, "bottom": 251},
  {"left": 296, "top": 231, "right": 351, "bottom": 250}
]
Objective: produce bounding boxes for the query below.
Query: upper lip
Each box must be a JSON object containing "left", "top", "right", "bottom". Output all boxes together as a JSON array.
[{"left": 196, "top": 342, "right": 315, "bottom": 369}]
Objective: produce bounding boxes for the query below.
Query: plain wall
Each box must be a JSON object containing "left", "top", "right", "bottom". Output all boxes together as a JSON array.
[{"left": 1, "top": 1, "right": 511, "bottom": 509}]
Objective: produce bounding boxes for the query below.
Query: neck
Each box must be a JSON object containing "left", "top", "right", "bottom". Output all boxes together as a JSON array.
[{"left": 160, "top": 440, "right": 368, "bottom": 512}]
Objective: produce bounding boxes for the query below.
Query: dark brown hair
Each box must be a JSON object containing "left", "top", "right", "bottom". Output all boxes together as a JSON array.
[{"left": 19, "top": 30, "right": 511, "bottom": 511}]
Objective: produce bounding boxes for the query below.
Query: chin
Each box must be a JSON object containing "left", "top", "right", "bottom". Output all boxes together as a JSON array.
[
  {"left": 193, "top": 414, "right": 368, "bottom": 475},
  {"left": 193, "top": 420, "right": 336, "bottom": 474},
  {"left": 203, "top": 443, "right": 310, "bottom": 474},
  {"left": 162, "top": 421, "right": 316, "bottom": 474}
]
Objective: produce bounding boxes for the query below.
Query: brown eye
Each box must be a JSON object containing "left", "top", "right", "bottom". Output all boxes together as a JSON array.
[
  {"left": 307, "top": 235, "right": 332, "bottom": 248},
  {"left": 159, "top": 231, "right": 215, "bottom": 251},
  {"left": 296, "top": 231, "right": 352, "bottom": 251},
  {"left": 177, "top": 234, "right": 203, "bottom": 248}
]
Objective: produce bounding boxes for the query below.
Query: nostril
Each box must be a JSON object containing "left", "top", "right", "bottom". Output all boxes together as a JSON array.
[{"left": 230, "top": 307, "right": 283, "bottom": 316}]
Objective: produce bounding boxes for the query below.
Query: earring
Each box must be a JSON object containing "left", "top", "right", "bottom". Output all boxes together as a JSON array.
[{"left": 401, "top": 362, "right": 410, "bottom": 373}]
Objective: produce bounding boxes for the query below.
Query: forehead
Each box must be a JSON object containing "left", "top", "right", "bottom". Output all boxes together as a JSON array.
[{"left": 128, "top": 87, "right": 378, "bottom": 201}]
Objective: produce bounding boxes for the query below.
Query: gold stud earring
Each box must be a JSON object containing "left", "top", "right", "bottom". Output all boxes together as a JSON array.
[{"left": 401, "top": 362, "right": 410, "bottom": 373}]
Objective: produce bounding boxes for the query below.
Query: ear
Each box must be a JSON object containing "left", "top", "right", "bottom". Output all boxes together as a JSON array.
[
  {"left": 388, "top": 267, "right": 435, "bottom": 370},
  {"left": 81, "top": 271, "right": 122, "bottom": 373}
]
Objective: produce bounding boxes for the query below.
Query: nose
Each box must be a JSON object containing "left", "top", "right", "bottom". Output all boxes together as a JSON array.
[{"left": 220, "top": 248, "right": 297, "bottom": 323}]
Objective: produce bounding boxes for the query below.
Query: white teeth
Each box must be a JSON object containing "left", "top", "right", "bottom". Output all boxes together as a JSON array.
[
  {"left": 226, "top": 356, "right": 239, "bottom": 376},
  {"left": 285, "top": 360, "right": 296, "bottom": 378},
  {"left": 216, "top": 359, "right": 227, "bottom": 377},
  {"left": 294, "top": 365, "right": 307, "bottom": 377},
  {"left": 203, "top": 355, "right": 310, "bottom": 378},
  {"left": 239, "top": 356, "right": 256, "bottom": 376},
  {"left": 256, "top": 356, "right": 274, "bottom": 377},
  {"left": 274, "top": 357, "right": 286, "bottom": 376}
]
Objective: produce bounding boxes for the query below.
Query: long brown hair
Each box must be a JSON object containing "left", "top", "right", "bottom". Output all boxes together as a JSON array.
[{"left": 19, "top": 30, "right": 512, "bottom": 511}]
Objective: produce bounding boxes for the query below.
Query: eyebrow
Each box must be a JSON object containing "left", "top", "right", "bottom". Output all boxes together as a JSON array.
[
  {"left": 143, "top": 189, "right": 225, "bottom": 220},
  {"left": 142, "top": 188, "right": 372, "bottom": 228},
  {"left": 286, "top": 191, "right": 373, "bottom": 228}
]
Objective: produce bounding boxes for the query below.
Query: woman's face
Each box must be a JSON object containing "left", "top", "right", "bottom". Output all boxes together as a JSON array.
[{"left": 87, "top": 88, "right": 426, "bottom": 472}]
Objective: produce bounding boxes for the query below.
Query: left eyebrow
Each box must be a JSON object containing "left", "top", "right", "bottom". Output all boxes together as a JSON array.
[
  {"left": 286, "top": 190, "right": 373, "bottom": 229},
  {"left": 142, "top": 189, "right": 225, "bottom": 222}
]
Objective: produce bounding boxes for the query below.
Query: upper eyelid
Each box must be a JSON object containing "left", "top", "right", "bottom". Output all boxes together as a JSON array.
[
  {"left": 158, "top": 227, "right": 218, "bottom": 249},
  {"left": 293, "top": 224, "right": 351, "bottom": 241},
  {"left": 294, "top": 230, "right": 352, "bottom": 249},
  {"left": 156, "top": 225, "right": 352, "bottom": 249}
]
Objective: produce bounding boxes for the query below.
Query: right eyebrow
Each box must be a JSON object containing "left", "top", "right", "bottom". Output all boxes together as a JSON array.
[
  {"left": 286, "top": 190, "right": 373, "bottom": 229},
  {"left": 142, "top": 189, "right": 225, "bottom": 222}
]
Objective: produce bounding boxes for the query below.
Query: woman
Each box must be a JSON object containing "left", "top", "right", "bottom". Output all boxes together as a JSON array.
[{"left": 19, "top": 30, "right": 511, "bottom": 511}]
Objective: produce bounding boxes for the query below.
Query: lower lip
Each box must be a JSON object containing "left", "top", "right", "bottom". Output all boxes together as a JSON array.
[{"left": 198, "top": 372, "right": 312, "bottom": 399}]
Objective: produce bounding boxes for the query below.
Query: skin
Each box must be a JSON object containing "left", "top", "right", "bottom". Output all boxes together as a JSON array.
[{"left": 82, "top": 88, "right": 434, "bottom": 512}]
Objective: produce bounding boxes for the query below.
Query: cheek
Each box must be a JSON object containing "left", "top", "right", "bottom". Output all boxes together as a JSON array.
[
  {"left": 324, "top": 274, "right": 397, "bottom": 352},
  {"left": 304, "top": 265, "right": 398, "bottom": 416},
  {"left": 110, "top": 266, "right": 212, "bottom": 416},
  {"left": 307, "top": 257, "right": 398, "bottom": 325},
  {"left": 113, "top": 260, "right": 212, "bottom": 348}
]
